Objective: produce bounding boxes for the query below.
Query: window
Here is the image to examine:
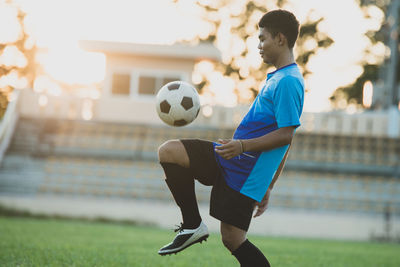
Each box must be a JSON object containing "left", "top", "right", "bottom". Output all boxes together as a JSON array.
[
  {"left": 109, "top": 70, "right": 185, "bottom": 97},
  {"left": 138, "top": 74, "right": 180, "bottom": 96},
  {"left": 111, "top": 73, "right": 130, "bottom": 95},
  {"left": 162, "top": 77, "right": 179, "bottom": 86},
  {"left": 138, "top": 76, "right": 157, "bottom": 95}
]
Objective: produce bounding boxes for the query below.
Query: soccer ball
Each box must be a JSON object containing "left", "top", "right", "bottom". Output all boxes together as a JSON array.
[{"left": 156, "top": 81, "right": 200, "bottom": 127}]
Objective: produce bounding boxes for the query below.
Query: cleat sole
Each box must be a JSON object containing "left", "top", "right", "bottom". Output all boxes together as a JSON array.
[{"left": 158, "top": 234, "right": 209, "bottom": 256}]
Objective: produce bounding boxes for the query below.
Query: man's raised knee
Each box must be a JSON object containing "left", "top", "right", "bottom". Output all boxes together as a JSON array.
[
  {"left": 158, "top": 140, "right": 176, "bottom": 162},
  {"left": 158, "top": 140, "right": 189, "bottom": 167}
]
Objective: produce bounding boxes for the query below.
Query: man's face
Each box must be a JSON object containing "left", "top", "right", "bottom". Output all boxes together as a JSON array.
[{"left": 258, "top": 27, "right": 280, "bottom": 65}]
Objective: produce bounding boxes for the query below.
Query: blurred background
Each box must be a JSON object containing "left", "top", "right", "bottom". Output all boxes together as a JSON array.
[{"left": 0, "top": 0, "right": 399, "bottom": 242}]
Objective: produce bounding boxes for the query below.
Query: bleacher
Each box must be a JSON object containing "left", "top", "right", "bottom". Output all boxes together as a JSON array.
[
  {"left": 1, "top": 116, "right": 399, "bottom": 216},
  {"left": 288, "top": 133, "right": 399, "bottom": 176}
]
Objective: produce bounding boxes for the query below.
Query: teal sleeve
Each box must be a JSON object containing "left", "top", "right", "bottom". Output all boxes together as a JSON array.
[{"left": 273, "top": 76, "right": 304, "bottom": 128}]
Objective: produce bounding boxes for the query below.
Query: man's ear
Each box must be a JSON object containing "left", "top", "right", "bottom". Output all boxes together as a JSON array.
[{"left": 277, "top": 33, "right": 287, "bottom": 46}]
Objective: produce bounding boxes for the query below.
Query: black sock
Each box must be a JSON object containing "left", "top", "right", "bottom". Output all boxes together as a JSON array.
[
  {"left": 160, "top": 162, "right": 201, "bottom": 229},
  {"left": 232, "top": 239, "right": 270, "bottom": 267}
]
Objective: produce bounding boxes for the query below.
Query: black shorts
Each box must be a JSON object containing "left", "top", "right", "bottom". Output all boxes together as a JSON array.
[{"left": 180, "top": 139, "right": 256, "bottom": 232}]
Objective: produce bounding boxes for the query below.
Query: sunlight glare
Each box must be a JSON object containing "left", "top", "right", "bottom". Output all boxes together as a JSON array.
[
  {"left": 13, "top": 0, "right": 386, "bottom": 112},
  {"left": 7, "top": 91, "right": 18, "bottom": 102},
  {"left": 0, "top": 70, "right": 27, "bottom": 89},
  {"left": 33, "top": 76, "right": 50, "bottom": 93},
  {"left": 0, "top": 4, "right": 21, "bottom": 44},
  {"left": 82, "top": 99, "right": 93, "bottom": 121},
  {"left": 41, "top": 45, "right": 106, "bottom": 85},
  {"left": 362, "top": 80, "right": 373, "bottom": 108},
  {"left": 0, "top": 45, "right": 27, "bottom": 68},
  {"left": 33, "top": 75, "right": 62, "bottom": 96},
  {"left": 346, "top": 103, "right": 358, "bottom": 114},
  {"left": 209, "top": 72, "right": 237, "bottom": 107},
  {"left": 246, "top": 35, "right": 262, "bottom": 64},
  {"left": 202, "top": 105, "right": 213, "bottom": 117},
  {"left": 38, "top": 94, "right": 48, "bottom": 107},
  {"left": 290, "top": 0, "right": 383, "bottom": 111},
  {"left": 192, "top": 72, "right": 203, "bottom": 85}
]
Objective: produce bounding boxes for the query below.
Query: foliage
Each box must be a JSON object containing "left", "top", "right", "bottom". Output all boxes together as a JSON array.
[
  {"left": 175, "top": 0, "right": 333, "bottom": 104},
  {"left": 330, "top": 0, "right": 396, "bottom": 108},
  {"left": 330, "top": 64, "right": 381, "bottom": 108},
  {"left": 0, "top": 0, "right": 37, "bottom": 118}
]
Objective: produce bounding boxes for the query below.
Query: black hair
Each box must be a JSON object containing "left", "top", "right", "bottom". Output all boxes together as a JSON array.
[{"left": 258, "top": 9, "right": 299, "bottom": 48}]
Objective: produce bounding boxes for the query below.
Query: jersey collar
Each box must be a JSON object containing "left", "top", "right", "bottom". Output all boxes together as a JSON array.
[{"left": 267, "top": 63, "right": 297, "bottom": 79}]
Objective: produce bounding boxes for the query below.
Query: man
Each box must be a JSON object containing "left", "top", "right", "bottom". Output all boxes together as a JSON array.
[{"left": 157, "top": 9, "right": 304, "bottom": 267}]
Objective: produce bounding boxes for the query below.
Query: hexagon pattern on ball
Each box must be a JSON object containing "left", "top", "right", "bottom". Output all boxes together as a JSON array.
[{"left": 156, "top": 81, "right": 200, "bottom": 127}]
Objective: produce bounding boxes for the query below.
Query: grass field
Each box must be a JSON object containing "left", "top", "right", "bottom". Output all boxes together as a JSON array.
[{"left": 0, "top": 216, "right": 399, "bottom": 267}]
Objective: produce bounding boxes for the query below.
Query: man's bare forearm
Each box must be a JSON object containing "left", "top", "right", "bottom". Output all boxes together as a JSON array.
[{"left": 241, "top": 126, "right": 295, "bottom": 153}]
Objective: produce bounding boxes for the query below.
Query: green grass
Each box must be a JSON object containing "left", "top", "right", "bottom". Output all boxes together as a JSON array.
[{"left": 0, "top": 216, "right": 399, "bottom": 267}]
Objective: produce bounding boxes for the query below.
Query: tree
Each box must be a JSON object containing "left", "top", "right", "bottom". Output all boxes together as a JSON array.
[
  {"left": 174, "top": 0, "right": 333, "bottom": 106},
  {"left": 0, "top": 0, "right": 38, "bottom": 117},
  {"left": 330, "top": 0, "right": 398, "bottom": 109}
]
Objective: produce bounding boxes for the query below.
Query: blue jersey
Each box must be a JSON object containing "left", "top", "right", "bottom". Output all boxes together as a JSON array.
[{"left": 213, "top": 63, "right": 304, "bottom": 202}]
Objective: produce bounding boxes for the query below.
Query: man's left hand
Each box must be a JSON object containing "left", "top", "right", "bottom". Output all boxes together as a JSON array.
[{"left": 253, "top": 188, "right": 271, "bottom": 218}]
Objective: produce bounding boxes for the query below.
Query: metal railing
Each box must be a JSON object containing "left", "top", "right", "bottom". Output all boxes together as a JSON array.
[{"left": 0, "top": 91, "right": 20, "bottom": 165}]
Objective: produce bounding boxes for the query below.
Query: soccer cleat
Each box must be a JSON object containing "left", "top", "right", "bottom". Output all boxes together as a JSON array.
[{"left": 158, "top": 221, "right": 209, "bottom": 256}]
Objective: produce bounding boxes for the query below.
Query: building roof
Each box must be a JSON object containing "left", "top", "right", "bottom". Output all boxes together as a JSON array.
[{"left": 79, "top": 40, "right": 221, "bottom": 61}]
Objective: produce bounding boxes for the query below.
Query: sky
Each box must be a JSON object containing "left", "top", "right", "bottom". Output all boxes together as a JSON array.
[{"left": 4, "top": 0, "right": 386, "bottom": 112}]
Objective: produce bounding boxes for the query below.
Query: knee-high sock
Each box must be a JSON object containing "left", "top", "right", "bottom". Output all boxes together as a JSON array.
[
  {"left": 160, "top": 162, "right": 201, "bottom": 229},
  {"left": 232, "top": 239, "right": 270, "bottom": 267}
]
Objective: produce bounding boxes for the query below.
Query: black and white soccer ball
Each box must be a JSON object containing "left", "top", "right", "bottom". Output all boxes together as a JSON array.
[{"left": 156, "top": 81, "right": 200, "bottom": 127}]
